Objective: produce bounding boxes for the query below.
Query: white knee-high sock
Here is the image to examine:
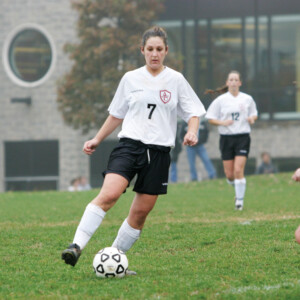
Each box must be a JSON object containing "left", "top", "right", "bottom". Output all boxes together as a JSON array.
[
  {"left": 73, "top": 203, "right": 106, "bottom": 250},
  {"left": 227, "top": 178, "right": 235, "bottom": 187},
  {"left": 234, "top": 178, "right": 246, "bottom": 202},
  {"left": 112, "top": 218, "right": 141, "bottom": 253}
]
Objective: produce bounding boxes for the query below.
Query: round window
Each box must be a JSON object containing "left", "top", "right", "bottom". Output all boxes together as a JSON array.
[{"left": 3, "top": 24, "right": 56, "bottom": 87}]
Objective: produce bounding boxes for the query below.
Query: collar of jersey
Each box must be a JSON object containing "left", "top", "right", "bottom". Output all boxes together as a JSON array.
[{"left": 143, "top": 65, "right": 167, "bottom": 79}]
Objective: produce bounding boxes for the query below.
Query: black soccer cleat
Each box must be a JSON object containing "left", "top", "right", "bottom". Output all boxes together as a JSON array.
[{"left": 62, "top": 243, "right": 82, "bottom": 267}]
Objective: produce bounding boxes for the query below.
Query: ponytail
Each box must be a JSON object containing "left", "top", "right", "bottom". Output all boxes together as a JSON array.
[
  {"left": 205, "top": 85, "right": 228, "bottom": 96},
  {"left": 205, "top": 70, "right": 241, "bottom": 96}
]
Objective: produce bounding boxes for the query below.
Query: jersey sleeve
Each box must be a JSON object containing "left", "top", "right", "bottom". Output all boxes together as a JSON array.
[
  {"left": 248, "top": 96, "right": 258, "bottom": 117},
  {"left": 108, "top": 74, "right": 129, "bottom": 119},
  {"left": 177, "top": 75, "right": 206, "bottom": 123},
  {"left": 205, "top": 98, "right": 221, "bottom": 120}
]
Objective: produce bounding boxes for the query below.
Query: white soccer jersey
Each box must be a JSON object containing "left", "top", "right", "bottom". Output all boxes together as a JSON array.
[
  {"left": 108, "top": 66, "right": 206, "bottom": 147},
  {"left": 205, "top": 91, "right": 258, "bottom": 135}
]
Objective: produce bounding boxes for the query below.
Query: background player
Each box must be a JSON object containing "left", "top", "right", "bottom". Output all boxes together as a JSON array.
[
  {"left": 61, "top": 26, "right": 206, "bottom": 271},
  {"left": 292, "top": 168, "right": 300, "bottom": 182},
  {"left": 292, "top": 168, "right": 300, "bottom": 243},
  {"left": 205, "top": 70, "right": 258, "bottom": 210}
]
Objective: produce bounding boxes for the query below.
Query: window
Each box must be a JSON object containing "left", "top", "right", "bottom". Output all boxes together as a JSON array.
[
  {"left": 5, "top": 140, "right": 59, "bottom": 191},
  {"left": 197, "top": 20, "right": 209, "bottom": 97},
  {"left": 211, "top": 18, "right": 243, "bottom": 87},
  {"left": 245, "top": 16, "right": 270, "bottom": 115},
  {"left": 271, "top": 15, "right": 300, "bottom": 117},
  {"left": 2, "top": 23, "right": 56, "bottom": 88}
]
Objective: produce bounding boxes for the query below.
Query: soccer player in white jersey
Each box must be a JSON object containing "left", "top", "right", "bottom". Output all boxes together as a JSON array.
[
  {"left": 61, "top": 26, "right": 206, "bottom": 271},
  {"left": 205, "top": 71, "right": 258, "bottom": 210},
  {"left": 292, "top": 168, "right": 300, "bottom": 243}
]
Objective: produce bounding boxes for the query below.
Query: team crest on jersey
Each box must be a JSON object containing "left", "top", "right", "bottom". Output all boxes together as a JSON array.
[{"left": 160, "top": 90, "right": 171, "bottom": 104}]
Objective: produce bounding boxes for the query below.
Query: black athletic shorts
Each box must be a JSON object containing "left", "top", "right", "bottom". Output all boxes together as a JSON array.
[
  {"left": 219, "top": 134, "right": 251, "bottom": 160},
  {"left": 103, "top": 138, "right": 171, "bottom": 195}
]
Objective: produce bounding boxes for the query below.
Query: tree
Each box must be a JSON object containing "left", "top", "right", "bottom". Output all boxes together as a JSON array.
[{"left": 57, "top": 0, "right": 181, "bottom": 134}]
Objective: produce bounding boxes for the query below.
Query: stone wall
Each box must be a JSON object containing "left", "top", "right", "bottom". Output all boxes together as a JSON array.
[{"left": 0, "top": 0, "right": 92, "bottom": 192}]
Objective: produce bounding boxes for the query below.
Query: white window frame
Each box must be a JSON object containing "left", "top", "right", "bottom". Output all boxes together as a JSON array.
[{"left": 2, "top": 23, "right": 57, "bottom": 88}]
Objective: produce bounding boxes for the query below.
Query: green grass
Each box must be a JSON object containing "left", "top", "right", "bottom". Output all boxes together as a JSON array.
[{"left": 1, "top": 173, "right": 300, "bottom": 299}]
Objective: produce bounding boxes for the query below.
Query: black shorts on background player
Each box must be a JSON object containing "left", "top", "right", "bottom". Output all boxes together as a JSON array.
[{"left": 220, "top": 133, "right": 250, "bottom": 160}]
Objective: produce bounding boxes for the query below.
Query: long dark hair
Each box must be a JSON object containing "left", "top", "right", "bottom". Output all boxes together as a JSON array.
[{"left": 205, "top": 70, "right": 241, "bottom": 96}]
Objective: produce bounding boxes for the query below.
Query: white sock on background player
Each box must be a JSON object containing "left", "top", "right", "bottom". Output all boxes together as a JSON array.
[
  {"left": 234, "top": 178, "right": 246, "bottom": 204},
  {"left": 73, "top": 203, "right": 106, "bottom": 249},
  {"left": 112, "top": 218, "right": 141, "bottom": 253}
]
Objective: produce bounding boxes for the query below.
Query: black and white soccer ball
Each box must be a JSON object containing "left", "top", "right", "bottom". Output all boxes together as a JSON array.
[{"left": 93, "top": 247, "right": 128, "bottom": 278}]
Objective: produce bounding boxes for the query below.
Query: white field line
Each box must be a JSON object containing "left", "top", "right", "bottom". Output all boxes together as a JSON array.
[
  {"left": 1, "top": 214, "right": 300, "bottom": 229},
  {"left": 216, "top": 280, "right": 300, "bottom": 296},
  {"left": 150, "top": 214, "right": 300, "bottom": 225}
]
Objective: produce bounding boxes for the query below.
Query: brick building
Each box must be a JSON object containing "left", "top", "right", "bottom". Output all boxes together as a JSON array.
[
  {"left": 0, "top": 1, "right": 93, "bottom": 192},
  {"left": 0, "top": 0, "right": 300, "bottom": 192}
]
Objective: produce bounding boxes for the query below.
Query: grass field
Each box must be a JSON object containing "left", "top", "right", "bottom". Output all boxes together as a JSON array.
[{"left": 1, "top": 173, "right": 300, "bottom": 299}]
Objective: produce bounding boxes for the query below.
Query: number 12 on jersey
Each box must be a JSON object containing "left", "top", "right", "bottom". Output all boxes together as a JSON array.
[{"left": 231, "top": 112, "right": 240, "bottom": 121}]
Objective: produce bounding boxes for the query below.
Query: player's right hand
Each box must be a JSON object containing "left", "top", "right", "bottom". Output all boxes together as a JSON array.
[
  {"left": 183, "top": 131, "right": 198, "bottom": 146},
  {"left": 83, "top": 138, "right": 99, "bottom": 155},
  {"left": 222, "top": 120, "right": 234, "bottom": 126}
]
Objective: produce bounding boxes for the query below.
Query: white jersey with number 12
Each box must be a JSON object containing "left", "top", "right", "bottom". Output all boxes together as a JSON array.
[{"left": 205, "top": 91, "right": 258, "bottom": 135}]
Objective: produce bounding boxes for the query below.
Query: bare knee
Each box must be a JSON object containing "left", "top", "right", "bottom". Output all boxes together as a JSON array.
[
  {"left": 223, "top": 161, "right": 234, "bottom": 180},
  {"left": 92, "top": 173, "right": 128, "bottom": 211},
  {"left": 131, "top": 207, "right": 150, "bottom": 222},
  {"left": 92, "top": 189, "right": 121, "bottom": 212},
  {"left": 128, "top": 194, "right": 158, "bottom": 229},
  {"left": 234, "top": 157, "right": 247, "bottom": 179},
  {"left": 234, "top": 168, "right": 244, "bottom": 179},
  {"left": 129, "top": 207, "right": 152, "bottom": 229}
]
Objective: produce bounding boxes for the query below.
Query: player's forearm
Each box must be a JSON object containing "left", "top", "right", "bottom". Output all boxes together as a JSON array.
[
  {"left": 187, "top": 116, "right": 199, "bottom": 135},
  {"left": 183, "top": 116, "right": 199, "bottom": 146},
  {"left": 93, "top": 115, "right": 123, "bottom": 145},
  {"left": 208, "top": 119, "right": 224, "bottom": 126}
]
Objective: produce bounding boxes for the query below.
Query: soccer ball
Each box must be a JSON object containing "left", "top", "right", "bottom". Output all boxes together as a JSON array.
[{"left": 93, "top": 247, "right": 128, "bottom": 278}]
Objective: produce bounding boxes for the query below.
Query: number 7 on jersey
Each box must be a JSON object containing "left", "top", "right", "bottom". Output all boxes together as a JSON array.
[{"left": 147, "top": 103, "right": 156, "bottom": 119}]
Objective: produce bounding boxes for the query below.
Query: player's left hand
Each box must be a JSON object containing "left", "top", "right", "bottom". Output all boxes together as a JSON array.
[
  {"left": 247, "top": 116, "right": 256, "bottom": 124},
  {"left": 183, "top": 132, "right": 198, "bottom": 146}
]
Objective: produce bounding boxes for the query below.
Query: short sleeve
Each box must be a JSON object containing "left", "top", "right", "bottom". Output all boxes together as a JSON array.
[
  {"left": 108, "top": 74, "right": 130, "bottom": 119},
  {"left": 248, "top": 96, "right": 258, "bottom": 117},
  {"left": 205, "top": 98, "right": 221, "bottom": 120},
  {"left": 177, "top": 75, "right": 206, "bottom": 122}
]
